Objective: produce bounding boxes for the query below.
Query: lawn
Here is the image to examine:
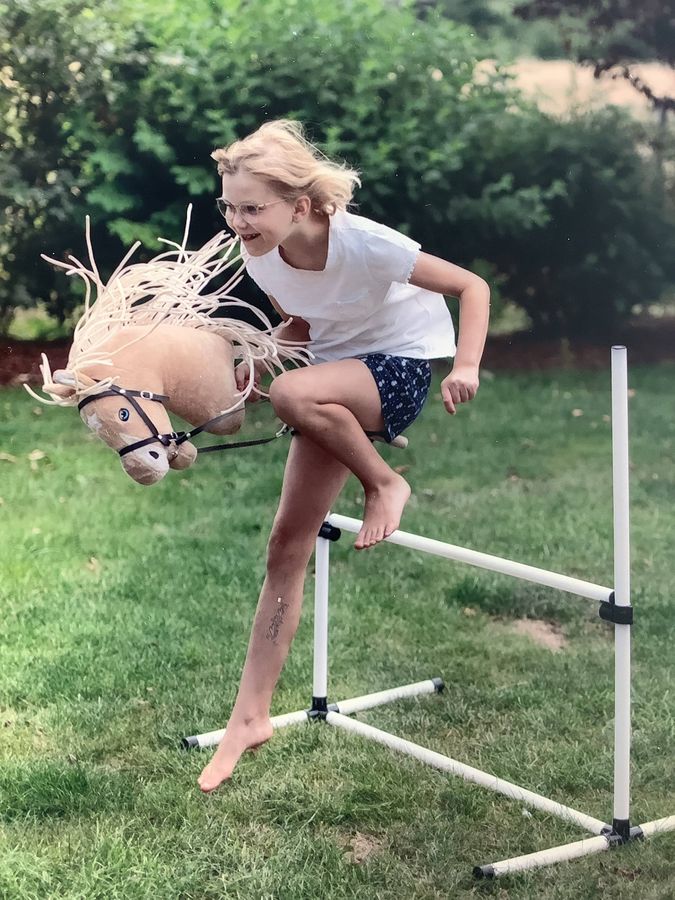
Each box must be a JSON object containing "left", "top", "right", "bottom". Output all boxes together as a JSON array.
[{"left": 1, "top": 362, "right": 674, "bottom": 899}]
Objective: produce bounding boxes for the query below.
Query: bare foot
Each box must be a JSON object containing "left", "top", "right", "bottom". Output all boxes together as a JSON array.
[
  {"left": 197, "top": 716, "right": 274, "bottom": 793},
  {"left": 354, "top": 472, "right": 411, "bottom": 550}
]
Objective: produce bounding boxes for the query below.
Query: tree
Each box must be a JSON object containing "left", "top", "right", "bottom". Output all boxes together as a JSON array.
[
  {"left": 1, "top": 0, "right": 673, "bottom": 339},
  {"left": 0, "top": 0, "right": 150, "bottom": 330},
  {"left": 514, "top": 0, "right": 675, "bottom": 120}
]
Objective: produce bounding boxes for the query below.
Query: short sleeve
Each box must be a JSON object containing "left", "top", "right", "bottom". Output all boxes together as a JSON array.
[
  {"left": 362, "top": 228, "right": 421, "bottom": 286},
  {"left": 244, "top": 258, "right": 270, "bottom": 295}
]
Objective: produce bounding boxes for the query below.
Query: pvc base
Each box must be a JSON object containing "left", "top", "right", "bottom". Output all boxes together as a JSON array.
[
  {"left": 474, "top": 817, "right": 675, "bottom": 877},
  {"left": 181, "top": 678, "right": 442, "bottom": 749},
  {"left": 183, "top": 679, "right": 675, "bottom": 878}
]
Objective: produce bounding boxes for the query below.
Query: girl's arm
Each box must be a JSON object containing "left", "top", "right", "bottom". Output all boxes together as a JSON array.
[
  {"left": 235, "top": 296, "right": 311, "bottom": 398},
  {"left": 409, "top": 252, "right": 490, "bottom": 415},
  {"left": 268, "top": 294, "right": 311, "bottom": 351}
]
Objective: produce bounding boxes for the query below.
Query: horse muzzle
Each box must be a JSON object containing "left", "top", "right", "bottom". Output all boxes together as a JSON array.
[
  {"left": 120, "top": 444, "right": 172, "bottom": 484},
  {"left": 119, "top": 438, "right": 199, "bottom": 484}
]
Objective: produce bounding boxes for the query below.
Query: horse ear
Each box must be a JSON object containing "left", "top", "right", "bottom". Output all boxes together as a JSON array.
[
  {"left": 53, "top": 369, "right": 77, "bottom": 386},
  {"left": 51, "top": 369, "right": 78, "bottom": 399}
]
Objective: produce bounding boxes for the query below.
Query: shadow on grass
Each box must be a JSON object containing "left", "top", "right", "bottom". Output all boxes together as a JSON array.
[
  {"left": 447, "top": 574, "right": 588, "bottom": 623},
  {"left": 1, "top": 759, "right": 137, "bottom": 823}
]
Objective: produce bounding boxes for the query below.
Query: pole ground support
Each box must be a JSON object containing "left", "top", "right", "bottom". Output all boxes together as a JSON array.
[{"left": 472, "top": 819, "right": 674, "bottom": 878}]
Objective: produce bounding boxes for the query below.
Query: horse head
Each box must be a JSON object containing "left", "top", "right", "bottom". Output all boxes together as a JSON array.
[
  {"left": 25, "top": 210, "right": 311, "bottom": 483},
  {"left": 50, "top": 368, "right": 198, "bottom": 485}
]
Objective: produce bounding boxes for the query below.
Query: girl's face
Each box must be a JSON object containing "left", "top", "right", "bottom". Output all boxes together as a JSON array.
[{"left": 219, "top": 171, "right": 296, "bottom": 256}]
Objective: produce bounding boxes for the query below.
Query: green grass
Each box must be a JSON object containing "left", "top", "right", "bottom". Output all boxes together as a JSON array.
[{"left": 1, "top": 364, "right": 674, "bottom": 899}]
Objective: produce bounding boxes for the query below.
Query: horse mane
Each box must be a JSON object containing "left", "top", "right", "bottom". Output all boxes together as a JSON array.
[{"left": 27, "top": 206, "right": 311, "bottom": 406}]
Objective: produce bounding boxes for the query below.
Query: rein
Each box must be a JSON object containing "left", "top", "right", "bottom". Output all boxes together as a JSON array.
[{"left": 77, "top": 383, "right": 288, "bottom": 458}]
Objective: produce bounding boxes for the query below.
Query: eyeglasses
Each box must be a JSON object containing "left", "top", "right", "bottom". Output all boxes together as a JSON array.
[{"left": 216, "top": 197, "right": 286, "bottom": 221}]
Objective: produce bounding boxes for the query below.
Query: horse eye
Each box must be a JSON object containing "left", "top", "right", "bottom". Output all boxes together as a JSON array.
[{"left": 119, "top": 408, "right": 130, "bottom": 422}]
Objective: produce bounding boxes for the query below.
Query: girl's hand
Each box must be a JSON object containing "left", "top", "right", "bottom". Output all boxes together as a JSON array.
[
  {"left": 235, "top": 360, "right": 263, "bottom": 402},
  {"left": 440, "top": 365, "right": 479, "bottom": 415}
]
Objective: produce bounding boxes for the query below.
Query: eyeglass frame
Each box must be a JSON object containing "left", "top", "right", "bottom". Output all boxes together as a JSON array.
[{"left": 216, "top": 197, "right": 288, "bottom": 221}]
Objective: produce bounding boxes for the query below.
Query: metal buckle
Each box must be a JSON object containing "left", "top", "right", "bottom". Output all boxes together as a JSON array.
[{"left": 139, "top": 390, "right": 154, "bottom": 400}]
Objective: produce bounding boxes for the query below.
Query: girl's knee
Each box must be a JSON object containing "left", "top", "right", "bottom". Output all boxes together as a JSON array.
[
  {"left": 269, "top": 371, "right": 311, "bottom": 420},
  {"left": 266, "top": 523, "right": 315, "bottom": 572}
]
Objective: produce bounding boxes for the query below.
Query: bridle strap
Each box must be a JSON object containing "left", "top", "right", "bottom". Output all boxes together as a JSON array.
[
  {"left": 174, "top": 409, "right": 242, "bottom": 445},
  {"left": 78, "top": 385, "right": 177, "bottom": 457},
  {"left": 175, "top": 408, "right": 289, "bottom": 453},
  {"left": 77, "top": 382, "right": 285, "bottom": 457},
  {"left": 78, "top": 387, "right": 170, "bottom": 409},
  {"left": 196, "top": 424, "right": 289, "bottom": 453}
]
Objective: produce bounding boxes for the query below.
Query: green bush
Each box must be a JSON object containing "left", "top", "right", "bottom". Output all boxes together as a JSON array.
[
  {"left": 442, "top": 105, "right": 675, "bottom": 338},
  {"left": 1, "top": 0, "right": 673, "bottom": 339},
  {"left": 0, "top": 0, "right": 150, "bottom": 330}
]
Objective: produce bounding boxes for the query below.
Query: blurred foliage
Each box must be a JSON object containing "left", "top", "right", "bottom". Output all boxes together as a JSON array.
[
  {"left": 514, "top": 0, "right": 675, "bottom": 118},
  {"left": 415, "top": 0, "right": 568, "bottom": 59},
  {"left": 0, "top": 0, "right": 154, "bottom": 330},
  {"left": 1, "top": 0, "right": 674, "bottom": 340},
  {"left": 515, "top": 0, "right": 674, "bottom": 67},
  {"left": 415, "top": 0, "right": 507, "bottom": 34},
  {"left": 458, "top": 105, "right": 675, "bottom": 337}
]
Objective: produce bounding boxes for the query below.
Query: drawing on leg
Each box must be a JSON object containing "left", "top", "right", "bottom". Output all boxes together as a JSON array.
[{"left": 266, "top": 598, "right": 289, "bottom": 644}]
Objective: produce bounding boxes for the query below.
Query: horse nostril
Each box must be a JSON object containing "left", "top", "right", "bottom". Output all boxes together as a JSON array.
[{"left": 149, "top": 451, "right": 160, "bottom": 459}]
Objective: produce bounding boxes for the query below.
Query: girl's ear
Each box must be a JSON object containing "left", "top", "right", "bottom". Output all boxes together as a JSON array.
[{"left": 293, "top": 195, "right": 312, "bottom": 219}]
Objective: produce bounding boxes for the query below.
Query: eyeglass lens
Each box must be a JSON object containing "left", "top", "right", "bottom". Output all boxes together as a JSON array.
[{"left": 217, "top": 199, "right": 261, "bottom": 220}]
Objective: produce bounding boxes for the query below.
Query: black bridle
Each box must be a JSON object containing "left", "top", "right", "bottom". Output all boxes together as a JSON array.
[{"left": 77, "top": 383, "right": 288, "bottom": 458}]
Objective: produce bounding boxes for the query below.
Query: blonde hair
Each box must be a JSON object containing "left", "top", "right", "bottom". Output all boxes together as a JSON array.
[{"left": 212, "top": 120, "right": 360, "bottom": 215}]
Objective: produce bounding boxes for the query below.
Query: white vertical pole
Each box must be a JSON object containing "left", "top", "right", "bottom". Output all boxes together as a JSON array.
[
  {"left": 313, "top": 530, "right": 330, "bottom": 701},
  {"left": 611, "top": 345, "right": 631, "bottom": 836}
]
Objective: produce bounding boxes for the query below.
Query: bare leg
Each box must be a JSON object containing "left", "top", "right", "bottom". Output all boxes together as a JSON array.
[
  {"left": 269, "top": 359, "right": 411, "bottom": 549},
  {"left": 198, "top": 434, "right": 350, "bottom": 792}
]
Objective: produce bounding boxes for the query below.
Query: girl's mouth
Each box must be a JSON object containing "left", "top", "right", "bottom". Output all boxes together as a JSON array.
[{"left": 240, "top": 232, "right": 261, "bottom": 243}]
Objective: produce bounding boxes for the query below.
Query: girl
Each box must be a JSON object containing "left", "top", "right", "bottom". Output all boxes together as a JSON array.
[{"left": 198, "top": 120, "right": 489, "bottom": 792}]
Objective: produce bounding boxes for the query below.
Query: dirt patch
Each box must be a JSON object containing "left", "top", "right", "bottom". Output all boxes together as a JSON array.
[
  {"left": 338, "top": 831, "right": 386, "bottom": 864},
  {"left": 510, "top": 618, "right": 567, "bottom": 652}
]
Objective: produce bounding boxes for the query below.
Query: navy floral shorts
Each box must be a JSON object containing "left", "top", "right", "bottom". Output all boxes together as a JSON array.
[{"left": 357, "top": 353, "right": 432, "bottom": 443}]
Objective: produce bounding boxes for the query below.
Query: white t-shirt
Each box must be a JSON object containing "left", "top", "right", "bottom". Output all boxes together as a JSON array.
[{"left": 243, "top": 210, "right": 456, "bottom": 364}]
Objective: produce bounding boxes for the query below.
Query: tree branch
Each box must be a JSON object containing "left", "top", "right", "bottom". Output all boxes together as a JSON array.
[{"left": 592, "top": 61, "right": 675, "bottom": 113}]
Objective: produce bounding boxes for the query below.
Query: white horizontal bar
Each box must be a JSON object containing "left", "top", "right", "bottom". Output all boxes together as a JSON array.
[
  {"left": 334, "top": 679, "right": 440, "bottom": 716},
  {"left": 477, "top": 834, "right": 610, "bottom": 877},
  {"left": 326, "top": 712, "right": 608, "bottom": 834},
  {"left": 183, "top": 708, "right": 308, "bottom": 749},
  {"left": 478, "top": 813, "right": 675, "bottom": 877},
  {"left": 328, "top": 514, "right": 612, "bottom": 603},
  {"left": 184, "top": 680, "right": 441, "bottom": 750},
  {"left": 639, "top": 815, "right": 675, "bottom": 838}
]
